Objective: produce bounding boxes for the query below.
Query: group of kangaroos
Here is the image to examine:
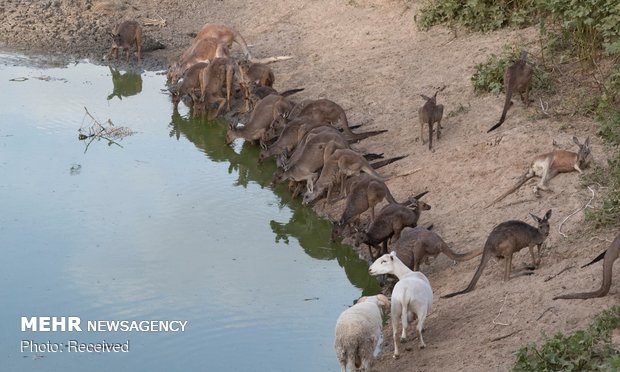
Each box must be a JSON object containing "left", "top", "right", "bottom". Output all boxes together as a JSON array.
[{"left": 110, "top": 20, "right": 617, "bottom": 302}]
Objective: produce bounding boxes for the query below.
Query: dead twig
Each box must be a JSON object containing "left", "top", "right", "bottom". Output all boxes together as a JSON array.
[
  {"left": 536, "top": 306, "right": 555, "bottom": 321},
  {"left": 79, "top": 107, "right": 135, "bottom": 153},
  {"left": 249, "top": 56, "right": 293, "bottom": 64},
  {"left": 544, "top": 265, "right": 574, "bottom": 282},
  {"left": 143, "top": 16, "right": 166, "bottom": 27},
  {"left": 491, "top": 294, "right": 509, "bottom": 328},
  {"left": 539, "top": 98, "right": 549, "bottom": 116},
  {"left": 558, "top": 186, "right": 595, "bottom": 238},
  {"left": 491, "top": 329, "right": 522, "bottom": 342}
]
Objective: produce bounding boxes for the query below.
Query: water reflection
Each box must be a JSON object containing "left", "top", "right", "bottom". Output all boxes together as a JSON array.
[
  {"left": 107, "top": 66, "right": 143, "bottom": 100},
  {"left": 167, "top": 110, "right": 380, "bottom": 294}
]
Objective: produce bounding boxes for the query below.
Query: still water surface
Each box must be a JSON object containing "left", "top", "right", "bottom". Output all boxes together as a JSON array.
[{"left": 0, "top": 53, "right": 380, "bottom": 371}]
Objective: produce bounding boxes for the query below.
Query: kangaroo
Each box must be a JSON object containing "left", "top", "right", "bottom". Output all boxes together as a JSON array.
[
  {"left": 418, "top": 87, "right": 444, "bottom": 151},
  {"left": 271, "top": 133, "right": 348, "bottom": 196},
  {"left": 330, "top": 174, "right": 398, "bottom": 241},
  {"left": 225, "top": 94, "right": 296, "bottom": 145},
  {"left": 393, "top": 226, "right": 483, "bottom": 271},
  {"left": 290, "top": 99, "right": 387, "bottom": 141},
  {"left": 168, "top": 62, "right": 209, "bottom": 110},
  {"left": 109, "top": 20, "right": 142, "bottom": 62},
  {"left": 280, "top": 126, "right": 346, "bottom": 170},
  {"left": 356, "top": 193, "right": 431, "bottom": 260},
  {"left": 488, "top": 137, "right": 591, "bottom": 207},
  {"left": 258, "top": 117, "right": 325, "bottom": 163},
  {"left": 167, "top": 38, "right": 230, "bottom": 85},
  {"left": 554, "top": 233, "right": 619, "bottom": 300},
  {"left": 238, "top": 60, "right": 275, "bottom": 113},
  {"left": 193, "top": 57, "right": 235, "bottom": 118},
  {"left": 192, "top": 23, "right": 252, "bottom": 60},
  {"left": 487, "top": 51, "right": 533, "bottom": 132},
  {"left": 302, "top": 148, "right": 386, "bottom": 205},
  {"left": 272, "top": 140, "right": 346, "bottom": 197},
  {"left": 443, "top": 209, "right": 552, "bottom": 298}
]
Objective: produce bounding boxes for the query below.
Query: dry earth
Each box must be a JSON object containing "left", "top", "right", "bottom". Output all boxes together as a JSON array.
[{"left": 2, "top": 0, "right": 617, "bottom": 371}]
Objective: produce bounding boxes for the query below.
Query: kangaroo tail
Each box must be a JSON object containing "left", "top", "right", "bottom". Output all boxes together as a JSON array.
[
  {"left": 280, "top": 88, "right": 305, "bottom": 97},
  {"left": 362, "top": 153, "right": 384, "bottom": 161},
  {"left": 442, "top": 245, "right": 484, "bottom": 262},
  {"left": 581, "top": 249, "right": 606, "bottom": 268},
  {"left": 370, "top": 155, "right": 407, "bottom": 170},
  {"left": 487, "top": 72, "right": 517, "bottom": 133},
  {"left": 350, "top": 129, "right": 388, "bottom": 142},
  {"left": 442, "top": 247, "right": 491, "bottom": 298},
  {"left": 486, "top": 171, "right": 533, "bottom": 208}
]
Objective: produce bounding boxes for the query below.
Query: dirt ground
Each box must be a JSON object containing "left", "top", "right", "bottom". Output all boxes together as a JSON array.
[{"left": 2, "top": 0, "right": 617, "bottom": 370}]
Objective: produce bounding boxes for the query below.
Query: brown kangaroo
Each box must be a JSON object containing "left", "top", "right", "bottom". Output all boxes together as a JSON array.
[
  {"left": 393, "top": 226, "right": 482, "bottom": 271},
  {"left": 418, "top": 87, "right": 444, "bottom": 151},
  {"left": 168, "top": 62, "right": 209, "bottom": 110},
  {"left": 193, "top": 23, "right": 252, "bottom": 59},
  {"left": 193, "top": 57, "right": 235, "bottom": 118},
  {"left": 356, "top": 193, "right": 431, "bottom": 260},
  {"left": 109, "top": 20, "right": 142, "bottom": 62},
  {"left": 291, "top": 99, "right": 387, "bottom": 141},
  {"left": 167, "top": 38, "right": 230, "bottom": 85},
  {"left": 443, "top": 209, "right": 552, "bottom": 298},
  {"left": 554, "top": 233, "right": 619, "bottom": 300},
  {"left": 238, "top": 61, "right": 275, "bottom": 113},
  {"left": 330, "top": 174, "right": 398, "bottom": 241},
  {"left": 487, "top": 51, "right": 533, "bottom": 132},
  {"left": 488, "top": 137, "right": 591, "bottom": 207},
  {"left": 302, "top": 148, "right": 385, "bottom": 205}
]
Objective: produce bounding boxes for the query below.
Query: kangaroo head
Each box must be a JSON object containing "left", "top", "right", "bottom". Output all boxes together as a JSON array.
[
  {"left": 225, "top": 123, "right": 238, "bottom": 145},
  {"left": 530, "top": 209, "right": 552, "bottom": 236},
  {"left": 573, "top": 136, "right": 592, "bottom": 168}
]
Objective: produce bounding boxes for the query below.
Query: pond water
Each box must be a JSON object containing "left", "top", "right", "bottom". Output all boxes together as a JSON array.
[{"left": 0, "top": 53, "right": 381, "bottom": 372}]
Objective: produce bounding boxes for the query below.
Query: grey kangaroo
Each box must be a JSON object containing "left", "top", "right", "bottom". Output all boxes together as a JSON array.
[
  {"left": 443, "top": 209, "right": 552, "bottom": 298},
  {"left": 487, "top": 51, "right": 533, "bottom": 132}
]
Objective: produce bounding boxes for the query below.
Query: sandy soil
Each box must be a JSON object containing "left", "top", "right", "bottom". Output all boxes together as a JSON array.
[{"left": 2, "top": 0, "right": 617, "bottom": 370}]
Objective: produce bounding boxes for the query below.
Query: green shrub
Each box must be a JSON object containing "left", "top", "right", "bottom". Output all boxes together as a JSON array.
[
  {"left": 418, "top": 0, "right": 620, "bottom": 61},
  {"left": 513, "top": 306, "right": 620, "bottom": 371}
]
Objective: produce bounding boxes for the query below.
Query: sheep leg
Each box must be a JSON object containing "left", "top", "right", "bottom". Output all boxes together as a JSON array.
[
  {"left": 416, "top": 308, "right": 427, "bottom": 349},
  {"left": 400, "top": 301, "right": 409, "bottom": 342},
  {"left": 391, "top": 302, "right": 402, "bottom": 358}
]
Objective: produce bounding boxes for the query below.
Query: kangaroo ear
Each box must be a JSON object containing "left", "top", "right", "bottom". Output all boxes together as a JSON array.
[
  {"left": 420, "top": 94, "right": 430, "bottom": 101},
  {"left": 573, "top": 136, "right": 580, "bottom": 145},
  {"left": 529, "top": 213, "right": 541, "bottom": 223},
  {"left": 585, "top": 137, "right": 590, "bottom": 147},
  {"left": 544, "top": 209, "right": 552, "bottom": 220},
  {"left": 414, "top": 190, "right": 429, "bottom": 200}
]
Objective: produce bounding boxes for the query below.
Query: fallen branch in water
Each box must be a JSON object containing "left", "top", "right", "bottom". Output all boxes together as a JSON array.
[{"left": 78, "top": 107, "right": 135, "bottom": 153}]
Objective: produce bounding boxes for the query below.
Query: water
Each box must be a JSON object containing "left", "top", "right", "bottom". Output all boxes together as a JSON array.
[{"left": 0, "top": 53, "right": 381, "bottom": 372}]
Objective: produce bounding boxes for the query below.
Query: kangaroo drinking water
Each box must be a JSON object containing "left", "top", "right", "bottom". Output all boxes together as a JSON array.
[
  {"left": 488, "top": 137, "right": 591, "bottom": 207},
  {"left": 487, "top": 51, "right": 533, "bottom": 132},
  {"left": 443, "top": 209, "right": 552, "bottom": 298}
]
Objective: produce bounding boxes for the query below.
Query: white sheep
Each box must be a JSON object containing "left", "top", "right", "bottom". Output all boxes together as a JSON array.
[
  {"left": 368, "top": 251, "right": 433, "bottom": 358},
  {"left": 334, "top": 294, "right": 390, "bottom": 371}
]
